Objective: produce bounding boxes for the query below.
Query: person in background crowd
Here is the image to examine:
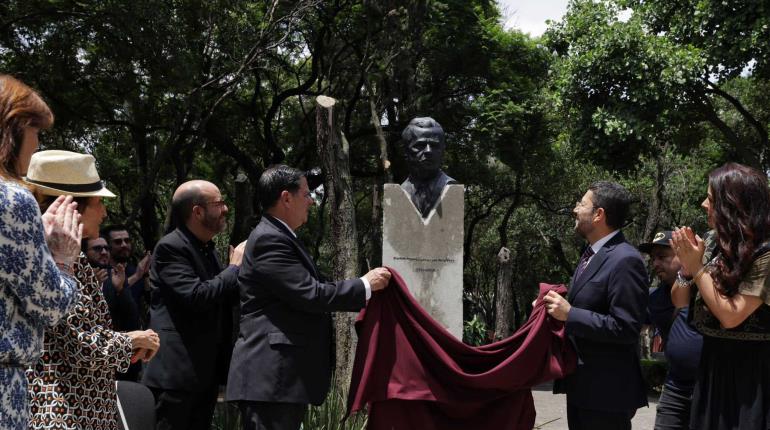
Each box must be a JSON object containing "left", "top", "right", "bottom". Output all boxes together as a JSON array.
[
  {"left": 84, "top": 236, "right": 139, "bottom": 331},
  {"left": 226, "top": 165, "right": 391, "bottom": 430},
  {"left": 0, "top": 74, "right": 80, "bottom": 430},
  {"left": 142, "top": 180, "right": 246, "bottom": 430},
  {"left": 102, "top": 224, "right": 151, "bottom": 327},
  {"left": 543, "top": 181, "right": 648, "bottom": 430},
  {"left": 84, "top": 235, "right": 142, "bottom": 381},
  {"left": 639, "top": 231, "right": 703, "bottom": 429},
  {"left": 25, "top": 150, "right": 159, "bottom": 430},
  {"left": 672, "top": 162, "right": 770, "bottom": 430}
]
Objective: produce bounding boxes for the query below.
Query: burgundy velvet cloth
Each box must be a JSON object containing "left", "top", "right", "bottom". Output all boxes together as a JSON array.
[{"left": 347, "top": 269, "right": 577, "bottom": 430}]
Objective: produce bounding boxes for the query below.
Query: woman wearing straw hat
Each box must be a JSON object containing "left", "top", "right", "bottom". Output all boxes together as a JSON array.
[
  {"left": 24, "top": 150, "right": 160, "bottom": 430},
  {"left": 0, "top": 75, "right": 80, "bottom": 430}
]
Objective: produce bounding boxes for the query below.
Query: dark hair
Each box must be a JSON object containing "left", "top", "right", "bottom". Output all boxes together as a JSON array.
[
  {"left": 100, "top": 224, "right": 129, "bottom": 241},
  {"left": 401, "top": 117, "right": 445, "bottom": 148},
  {"left": 168, "top": 186, "right": 208, "bottom": 230},
  {"left": 588, "top": 181, "right": 632, "bottom": 230},
  {"left": 257, "top": 165, "right": 304, "bottom": 210},
  {"left": 36, "top": 193, "right": 91, "bottom": 216},
  {"left": 708, "top": 163, "right": 770, "bottom": 296},
  {"left": 0, "top": 75, "right": 54, "bottom": 180}
]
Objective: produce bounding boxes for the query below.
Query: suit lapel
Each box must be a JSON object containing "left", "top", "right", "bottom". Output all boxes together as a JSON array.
[
  {"left": 263, "top": 215, "right": 320, "bottom": 279},
  {"left": 175, "top": 228, "right": 213, "bottom": 278},
  {"left": 568, "top": 232, "right": 625, "bottom": 302}
]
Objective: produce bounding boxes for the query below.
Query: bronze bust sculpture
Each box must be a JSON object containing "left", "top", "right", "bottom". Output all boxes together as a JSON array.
[{"left": 400, "top": 117, "right": 457, "bottom": 218}]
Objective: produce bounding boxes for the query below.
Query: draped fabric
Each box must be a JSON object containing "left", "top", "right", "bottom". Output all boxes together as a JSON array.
[{"left": 347, "top": 269, "right": 577, "bottom": 430}]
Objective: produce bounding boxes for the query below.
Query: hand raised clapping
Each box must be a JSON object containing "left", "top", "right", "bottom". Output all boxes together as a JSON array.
[
  {"left": 41, "top": 195, "right": 83, "bottom": 271},
  {"left": 670, "top": 227, "right": 705, "bottom": 277}
]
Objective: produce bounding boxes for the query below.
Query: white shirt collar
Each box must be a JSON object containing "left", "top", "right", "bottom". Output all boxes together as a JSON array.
[
  {"left": 590, "top": 229, "right": 620, "bottom": 254},
  {"left": 271, "top": 216, "right": 297, "bottom": 238}
]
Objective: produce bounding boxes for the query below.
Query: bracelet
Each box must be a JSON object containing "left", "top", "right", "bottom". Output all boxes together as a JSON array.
[
  {"left": 55, "top": 261, "right": 74, "bottom": 275},
  {"left": 692, "top": 265, "right": 709, "bottom": 283},
  {"left": 676, "top": 270, "right": 693, "bottom": 288}
]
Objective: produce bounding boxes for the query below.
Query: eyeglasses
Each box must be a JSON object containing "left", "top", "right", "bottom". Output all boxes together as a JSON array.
[
  {"left": 89, "top": 245, "right": 110, "bottom": 252},
  {"left": 574, "top": 200, "right": 598, "bottom": 211},
  {"left": 201, "top": 200, "right": 227, "bottom": 208},
  {"left": 111, "top": 238, "right": 131, "bottom": 245}
]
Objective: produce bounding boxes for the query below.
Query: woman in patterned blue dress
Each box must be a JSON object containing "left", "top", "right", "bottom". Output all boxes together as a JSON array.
[
  {"left": 24, "top": 150, "right": 160, "bottom": 430},
  {"left": 0, "top": 75, "right": 81, "bottom": 430}
]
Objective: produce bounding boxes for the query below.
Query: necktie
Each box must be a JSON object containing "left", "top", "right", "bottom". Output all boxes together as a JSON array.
[{"left": 574, "top": 246, "right": 595, "bottom": 281}]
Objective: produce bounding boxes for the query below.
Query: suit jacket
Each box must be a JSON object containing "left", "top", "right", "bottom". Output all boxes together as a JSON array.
[
  {"left": 225, "top": 215, "right": 366, "bottom": 405},
  {"left": 553, "top": 232, "right": 649, "bottom": 412},
  {"left": 142, "top": 226, "right": 239, "bottom": 392}
]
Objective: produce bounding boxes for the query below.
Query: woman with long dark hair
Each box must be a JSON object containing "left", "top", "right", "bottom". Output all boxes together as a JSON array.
[{"left": 672, "top": 162, "right": 770, "bottom": 429}]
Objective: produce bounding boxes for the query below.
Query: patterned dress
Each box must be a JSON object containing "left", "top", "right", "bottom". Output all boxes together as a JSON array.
[
  {"left": 27, "top": 255, "right": 133, "bottom": 430},
  {"left": 0, "top": 181, "right": 79, "bottom": 430}
]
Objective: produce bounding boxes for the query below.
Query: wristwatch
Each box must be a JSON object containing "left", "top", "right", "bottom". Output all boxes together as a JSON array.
[{"left": 676, "top": 270, "right": 694, "bottom": 288}]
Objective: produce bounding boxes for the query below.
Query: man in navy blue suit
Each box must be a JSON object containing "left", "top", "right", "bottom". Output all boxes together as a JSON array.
[{"left": 543, "top": 181, "right": 648, "bottom": 430}]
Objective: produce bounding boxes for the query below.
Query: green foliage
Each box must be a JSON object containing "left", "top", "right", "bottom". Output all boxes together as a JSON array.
[
  {"left": 208, "top": 386, "right": 367, "bottom": 430},
  {"left": 211, "top": 401, "right": 241, "bottom": 430},
  {"left": 640, "top": 358, "right": 668, "bottom": 393},
  {"left": 302, "top": 386, "right": 367, "bottom": 430},
  {"left": 463, "top": 314, "right": 489, "bottom": 346},
  {"left": 0, "top": 0, "right": 759, "bottom": 347}
]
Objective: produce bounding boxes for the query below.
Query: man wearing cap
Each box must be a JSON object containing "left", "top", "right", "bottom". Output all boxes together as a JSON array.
[
  {"left": 639, "top": 231, "right": 703, "bottom": 430},
  {"left": 142, "top": 180, "right": 247, "bottom": 430}
]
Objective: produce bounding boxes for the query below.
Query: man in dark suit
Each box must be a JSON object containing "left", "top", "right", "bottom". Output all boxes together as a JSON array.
[
  {"left": 226, "top": 165, "right": 391, "bottom": 430},
  {"left": 142, "top": 180, "right": 247, "bottom": 430},
  {"left": 543, "top": 181, "right": 648, "bottom": 430}
]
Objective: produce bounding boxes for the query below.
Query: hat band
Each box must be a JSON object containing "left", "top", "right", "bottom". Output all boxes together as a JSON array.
[{"left": 25, "top": 178, "right": 104, "bottom": 193}]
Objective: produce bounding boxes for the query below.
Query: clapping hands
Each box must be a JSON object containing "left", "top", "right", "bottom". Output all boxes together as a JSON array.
[
  {"left": 42, "top": 195, "right": 82, "bottom": 271},
  {"left": 670, "top": 227, "right": 705, "bottom": 277}
]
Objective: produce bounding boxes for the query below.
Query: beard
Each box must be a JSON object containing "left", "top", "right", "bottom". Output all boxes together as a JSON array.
[
  {"left": 113, "top": 250, "right": 131, "bottom": 263},
  {"left": 202, "top": 211, "right": 227, "bottom": 234},
  {"left": 574, "top": 217, "right": 592, "bottom": 239}
]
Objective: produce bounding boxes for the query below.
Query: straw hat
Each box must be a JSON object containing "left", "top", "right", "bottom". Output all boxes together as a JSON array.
[{"left": 23, "top": 150, "right": 115, "bottom": 198}]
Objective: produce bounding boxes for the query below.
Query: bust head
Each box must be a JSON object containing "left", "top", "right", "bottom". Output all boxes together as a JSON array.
[{"left": 401, "top": 117, "right": 446, "bottom": 181}]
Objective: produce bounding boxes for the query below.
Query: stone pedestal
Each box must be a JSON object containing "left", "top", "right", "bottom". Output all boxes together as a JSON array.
[{"left": 382, "top": 184, "right": 464, "bottom": 338}]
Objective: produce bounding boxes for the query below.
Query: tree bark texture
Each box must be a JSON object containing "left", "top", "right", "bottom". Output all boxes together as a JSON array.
[
  {"left": 231, "top": 173, "right": 255, "bottom": 245},
  {"left": 316, "top": 95, "right": 360, "bottom": 394},
  {"left": 494, "top": 247, "right": 515, "bottom": 340},
  {"left": 642, "top": 155, "right": 666, "bottom": 243}
]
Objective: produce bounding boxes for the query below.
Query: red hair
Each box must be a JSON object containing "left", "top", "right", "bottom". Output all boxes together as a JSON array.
[{"left": 0, "top": 74, "right": 54, "bottom": 180}]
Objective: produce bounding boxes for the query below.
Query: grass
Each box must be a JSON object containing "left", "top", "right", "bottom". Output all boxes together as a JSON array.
[{"left": 211, "top": 384, "right": 367, "bottom": 430}]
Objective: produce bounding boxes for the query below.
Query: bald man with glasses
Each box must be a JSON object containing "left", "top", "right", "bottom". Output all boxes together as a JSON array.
[{"left": 142, "top": 180, "right": 247, "bottom": 430}]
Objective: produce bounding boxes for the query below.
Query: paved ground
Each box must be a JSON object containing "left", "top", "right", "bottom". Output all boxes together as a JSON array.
[{"left": 532, "top": 382, "right": 658, "bottom": 429}]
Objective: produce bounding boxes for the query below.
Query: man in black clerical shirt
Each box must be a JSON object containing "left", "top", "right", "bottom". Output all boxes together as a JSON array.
[{"left": 142, "top": 180, "right": 246, "bottom": 430}]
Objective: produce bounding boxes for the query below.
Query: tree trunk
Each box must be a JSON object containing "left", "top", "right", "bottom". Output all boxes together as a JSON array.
[
  {"left": 231, "top": 173, "right": 254, "bottom": 245},
  {"left": 368, "top": 93, "right": 390, "bottom": 269},
  {"left": 131, "top": 124, "right": 160, "bottom": 250},
  {"left": 641, "top": 326, "right": 652, "bottom": 360},
  {"left": 494, "top": 247, "right": 515, "bottom": 340},
  {"left": 642, "top": 154, "right": 666, "bottom": 243},
  {"left": 370, "top": 179, "right": 382, "bottom": 269},
  {"left": 316, "top": 95, "right": 359, "bottom": 394}
]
